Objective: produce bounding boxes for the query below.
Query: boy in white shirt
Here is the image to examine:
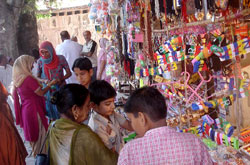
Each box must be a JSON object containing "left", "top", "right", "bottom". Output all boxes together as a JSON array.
[{"left": 88, "top": 80, "right": 132, "bottom": 153}]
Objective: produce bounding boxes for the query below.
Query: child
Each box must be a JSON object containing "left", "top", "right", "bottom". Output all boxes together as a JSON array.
[
  {"left": 72, "top": 57, "right": 93, "bottom": 88},
  {"left": 118, "top": 87, "right": 213, "bottom": 165},
  {"left": 88, "top": 80, "right": 133, "bottom": 153}
]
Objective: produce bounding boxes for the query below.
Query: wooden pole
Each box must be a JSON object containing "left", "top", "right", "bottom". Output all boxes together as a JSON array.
[
  {"left": 144, "top": 0, "right": 153, "bottom": 60},
  {"left": 202, "top": 0, "right": 208, "bottom": 20},
  {"left": 233, "top": 60, "right": 241, "bottom": 136}
]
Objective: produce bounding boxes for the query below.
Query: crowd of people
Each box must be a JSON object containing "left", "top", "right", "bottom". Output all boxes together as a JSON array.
[{"left": 0, "top": 30, "right": 213, "bottom": 164}]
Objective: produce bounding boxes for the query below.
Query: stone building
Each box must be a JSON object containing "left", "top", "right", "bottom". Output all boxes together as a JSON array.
[{"left": 37, "top": 5, "right": 102, "bottom": 48}]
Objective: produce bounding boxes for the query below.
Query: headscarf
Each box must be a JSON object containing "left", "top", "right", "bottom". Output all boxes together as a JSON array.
[
  {"left": 39, "top": 41, "right": 59, "bottom": 80},
  {"left": 99, "top": 38, "right": 109, "bottom": 58},
  {"left": 99, "top": 38, "right": 109, "bottom": 49},
  {"left": 12, "top": 55, "right": 35, "bottom": 88}
]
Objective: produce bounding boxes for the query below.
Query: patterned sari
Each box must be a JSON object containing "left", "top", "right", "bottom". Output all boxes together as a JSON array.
[{"left": 38, "top": 41, "right": 70, "bottom": 119}]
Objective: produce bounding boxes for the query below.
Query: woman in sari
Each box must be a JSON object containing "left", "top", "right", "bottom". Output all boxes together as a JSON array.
[
  {"left": 0, "top": 82, "right": 27, "bottom": 165},
  {"left": 12, "top": 55, "right": 57, "bottom": 156},
  {"left": 37, "top": 41, "right": 71, "bottom": 120},
  {"left": 97, "top": 38, "right": 111, "bottom": 82},
  {"left": 49, "top": 84, "right": 118, "bottom": 164}
]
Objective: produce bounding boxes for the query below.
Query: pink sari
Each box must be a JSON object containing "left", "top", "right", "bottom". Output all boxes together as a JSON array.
[{"left": 97, "top": 38, "right": 110, "bottom": 82}]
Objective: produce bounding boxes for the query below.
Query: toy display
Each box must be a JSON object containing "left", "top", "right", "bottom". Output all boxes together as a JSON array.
[{"left": 88, "top": 0, "right": 250, "bottom": 163}]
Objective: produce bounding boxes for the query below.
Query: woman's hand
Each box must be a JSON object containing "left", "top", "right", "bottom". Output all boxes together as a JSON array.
[
  {"left": 55, "top": 78, "right": 63, "bottom": 86},
  {"left": 44, "top": 79, "right": 49, "bottom": 84},
  {"left": 35, "top": 79, "right": 58, "bottom": 96},
  {"left": 48, "top": 79, "right": 58, "bottom": 87}
]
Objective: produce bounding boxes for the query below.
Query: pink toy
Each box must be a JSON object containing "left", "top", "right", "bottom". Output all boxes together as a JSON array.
[
  {"left": 185, "top": 71, "right": 212, "bottom": 103},
  {"left": 150, "top": 71, "right": 212, "bottom": 104}
]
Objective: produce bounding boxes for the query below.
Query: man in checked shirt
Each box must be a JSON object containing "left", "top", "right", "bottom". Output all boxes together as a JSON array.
[{"left": 118, "top": 87, "right": 213, "bottom": 165}]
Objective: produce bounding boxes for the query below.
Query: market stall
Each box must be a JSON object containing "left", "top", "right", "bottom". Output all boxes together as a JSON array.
[{"left": 88, "top": 0, "right": 250, "bottom": 163}]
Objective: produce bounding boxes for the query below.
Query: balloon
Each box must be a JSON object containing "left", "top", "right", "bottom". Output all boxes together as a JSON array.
[
  {"left": 138, "top": 53, "right": 144, "bottom": 60},
  {"left": 89, "top": 13, "right": 97, "bottom": 20},
  {"left": 92, "top": 0, "right": 99, "bottom": 4},
  {"left": 90, "top": 7, "right": 98, "bottom": 13},
  {"left": 140, "top": 60, "right": 145, "bottom": 67}
]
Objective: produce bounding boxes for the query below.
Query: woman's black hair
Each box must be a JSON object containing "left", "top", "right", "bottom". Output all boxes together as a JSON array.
[
  {"left": 51, "top": 84, "right": 89, "bottom": 118},
  {"left": 124, "top": 86, "right": 167, "bottom": 122},
  {"left": 72, "top": 57, "right": 92, "bottom": 71}
]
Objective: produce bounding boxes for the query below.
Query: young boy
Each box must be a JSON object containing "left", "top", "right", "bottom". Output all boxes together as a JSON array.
[
  {"left": 118, "top": 87, "right": 213, "bottom": 165},
  {"left": 72, "top": 57, "right": 93, "bottom": 88},
  {"left": 88, "top": 80, "right": 132, "bottom": 153}
]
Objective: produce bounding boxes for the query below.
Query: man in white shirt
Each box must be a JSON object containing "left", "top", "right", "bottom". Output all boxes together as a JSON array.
[
  {"left": 56, "top": 31, "right": 82, "bottom": 84},
  {"left": 0, "top": 55, "right": 12, "bottom": 90},
  {"left": 0, "top": 54, "right": 14, "bottom": 116},
  {"left": 81, "top": 31, "right": 98, "bottom": 81},
  {"left": 30, "top": 48, "right": 40, "bottom": 77}
]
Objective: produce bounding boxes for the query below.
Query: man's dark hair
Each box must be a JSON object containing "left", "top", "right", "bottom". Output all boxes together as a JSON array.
[
  {"left": 0, "top": 54, "right": 7, "bottom": 67},
  {"left": 0, "top": 54, "right": 5, "bottom": 63},
  {"left": 89, "top": 80, "right": 117, "bottom": 105},
  {"left": 31, "top": 48, "right": 40, "bottom": 60},
  {"left": 83, "top": 30, "right": 91, "bottom": 35},
  {"left": 72, "top": 57, "right": 92, "bottom": 71},
  {"left": 60, "top": 30, "right": 70, "bottom": 41},
  {"left": 124, "top": 86, "right": 167, "bottom": 122}
]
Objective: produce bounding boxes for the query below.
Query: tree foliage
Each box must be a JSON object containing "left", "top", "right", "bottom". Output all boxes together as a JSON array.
[{"left": 22, "top": 0, "right": 58, "bottom": 19}]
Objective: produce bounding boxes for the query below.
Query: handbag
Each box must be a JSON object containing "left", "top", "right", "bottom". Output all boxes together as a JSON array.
[{"left": 35, "top": 121, "right": 55, "bottom": 165}]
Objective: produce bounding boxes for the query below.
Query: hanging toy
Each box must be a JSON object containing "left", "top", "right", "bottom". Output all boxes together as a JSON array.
[
  {"left": 128, "top": 24, "right": 136, "bottom": 39},
  {"left": 101, "top": 0, "right": 109, "bottom": 16},
  {"left": 108, "top": 0, "right": 119, "bottom": 15},
  {"left": 138, "top": 53, "right": 145, "bottom": 67},
  {"left": 215, "top": 0, "right": 229, "bottom": 10},
  {"left": 88, "top": 1, "right": 100, "bottom": 21},
  {"left": 135, "top": 63, "right": 141, "bottom": 79}
]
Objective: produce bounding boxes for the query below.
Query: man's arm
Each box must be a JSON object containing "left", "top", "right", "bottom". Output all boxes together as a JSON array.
[
  {"left": 81, "top": 41, "right": 97, "bottom": 57},
  {"left": 80, "top": 52, "right": 90, "bottom": 57}
]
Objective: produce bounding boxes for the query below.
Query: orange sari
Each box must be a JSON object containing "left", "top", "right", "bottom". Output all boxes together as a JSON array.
[{"left": 0, "top": 82, "right": 27, "bottom": 165}]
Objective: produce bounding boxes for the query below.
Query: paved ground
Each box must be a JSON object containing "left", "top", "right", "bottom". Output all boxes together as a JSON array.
[
  {"left": 9, "top": 97, "right": 35, "bottom": 165},
  {"left": 16, "top": 125, "right": 35, "bottom": 164}
]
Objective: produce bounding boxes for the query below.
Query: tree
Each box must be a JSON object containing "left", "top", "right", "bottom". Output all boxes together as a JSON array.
[
  {"left": 0, "top": 0, "right": 56, "bottom": 60},
  {"left": 0, "top": 0, "right": 24, "bottom": 59},
  {"left": 17, "top": 0, "right": 39, "bottom": 55}
]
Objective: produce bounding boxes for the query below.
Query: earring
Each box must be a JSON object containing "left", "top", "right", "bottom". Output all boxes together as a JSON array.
[{"left": 74, "top": 114, "right": 78, "bottom": 121}]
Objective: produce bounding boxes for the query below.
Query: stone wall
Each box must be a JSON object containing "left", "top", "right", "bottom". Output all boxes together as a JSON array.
[{"left": 37, "top": 7, "right": 102, "bottom": 50}]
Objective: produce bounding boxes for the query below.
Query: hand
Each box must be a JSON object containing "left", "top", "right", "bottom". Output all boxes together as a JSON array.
[
  {"left": 56, "top": 78, "right": 63, "bottom": 85},
  {"left": 81, "top": 52, "right": 87, "bottom": 57},
  {"left": 48, "top": 79, "right": 57, "bottom": 87},
  {"left": 43, "top": 79, "right": 49, "bottom": 84},
  {"left": 106, "top": 125, "right": 112, "bottom": 135},
  {"left": 111, "top": 147, "right": 116, "bottom": 152}
]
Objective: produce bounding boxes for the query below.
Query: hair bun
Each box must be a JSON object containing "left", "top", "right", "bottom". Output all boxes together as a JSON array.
[{"left": 51, "top": 91, "right": 61, "bottom": 105}]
